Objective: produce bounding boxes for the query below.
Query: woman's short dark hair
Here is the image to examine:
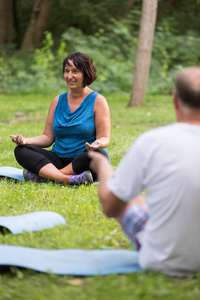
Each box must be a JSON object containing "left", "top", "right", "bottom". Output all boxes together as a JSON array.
[{"left": 63, "top": 52, "right": 97, "bottom": 87}]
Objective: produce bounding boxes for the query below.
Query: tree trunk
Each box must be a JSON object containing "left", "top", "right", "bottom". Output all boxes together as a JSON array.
[
  {"left": 128, "top": 0, "right": 158, "bottom": 107},
  {"left": 20, "top": 0, "right": 51, "bottom": 52},
  {"left": 0, "top": 0, "right": 13, "bottom": 46}
]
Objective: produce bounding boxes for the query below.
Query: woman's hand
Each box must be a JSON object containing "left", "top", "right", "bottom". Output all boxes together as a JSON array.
[
  {"left": 10, "top": 134, "right": 28, "bottom": 146},
  {"left": 86, "top": 139, "right": 101, "bottom": 151}
]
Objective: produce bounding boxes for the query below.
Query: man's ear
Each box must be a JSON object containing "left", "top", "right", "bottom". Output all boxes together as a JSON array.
[{"left": 173, "top": 91, "right": 179, "bottom": 111}]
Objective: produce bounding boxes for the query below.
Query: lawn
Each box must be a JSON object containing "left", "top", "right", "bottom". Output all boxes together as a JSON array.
[{"left": 0, "top": 92, "right": 200, "bottom": 300}]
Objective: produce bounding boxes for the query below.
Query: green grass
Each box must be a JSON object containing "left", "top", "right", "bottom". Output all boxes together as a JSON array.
[{"left": 1, "top": 92, "right": 200, "bottom": 300}]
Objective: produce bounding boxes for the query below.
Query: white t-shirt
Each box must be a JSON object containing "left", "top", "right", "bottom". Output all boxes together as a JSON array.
[{"left": 107, "top": 123, "right": 200, "bottom": 277}]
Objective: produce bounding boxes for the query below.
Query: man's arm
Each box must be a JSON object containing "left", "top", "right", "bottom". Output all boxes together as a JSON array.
[{"left": 88, "top": 151, "right": 127, "bottom": 218}]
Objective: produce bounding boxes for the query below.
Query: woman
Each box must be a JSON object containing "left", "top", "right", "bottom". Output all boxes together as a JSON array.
[{"left": 10, "top": 52, "right": 111, "bottom": 185}]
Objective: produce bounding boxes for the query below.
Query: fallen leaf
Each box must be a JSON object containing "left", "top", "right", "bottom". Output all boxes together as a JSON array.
[{"left": 66, "top": 279, "right": 84, "bottom": 286}]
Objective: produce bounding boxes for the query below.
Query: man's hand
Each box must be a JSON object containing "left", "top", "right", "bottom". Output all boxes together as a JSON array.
[
  {"left": 88, "top": 150, "right": 126, "bottom": 218},
  {"left": 88, "top": 150, "right": 109, "bottom": 174}
]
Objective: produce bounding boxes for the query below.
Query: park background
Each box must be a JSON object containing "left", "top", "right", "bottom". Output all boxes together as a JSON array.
[{"left": 0, "top": 0, "right": 200, "bottom": 299}]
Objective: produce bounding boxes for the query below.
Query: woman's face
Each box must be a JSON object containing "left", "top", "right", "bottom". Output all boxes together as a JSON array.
[{"left": 63, "top": 60, "right": 84, "bottom": 90}]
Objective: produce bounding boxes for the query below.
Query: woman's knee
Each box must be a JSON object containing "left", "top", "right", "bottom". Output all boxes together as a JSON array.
[
  {"left": 14, "top": 145, "right": 37, "bottom": 164},
  {"left": 95, "top": 148, "right": 108, "bottom": 157},
  {"left": 14, "top": 145, "right": 25, "bottom": 159}
]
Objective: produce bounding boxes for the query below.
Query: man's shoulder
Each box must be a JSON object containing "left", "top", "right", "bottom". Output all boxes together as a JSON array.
[{"left": 139, "top": 123, "right": 177, "bottom": 141}]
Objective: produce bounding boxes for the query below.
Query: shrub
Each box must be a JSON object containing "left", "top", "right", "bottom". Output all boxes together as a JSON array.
[{"left": 0, "top": 19, "right": 200, "bottom": 96}]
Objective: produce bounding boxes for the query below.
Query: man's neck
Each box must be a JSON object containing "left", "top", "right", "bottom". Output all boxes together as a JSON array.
[{"left": 177, "top": 116, "right": 200, "bottom": 125}]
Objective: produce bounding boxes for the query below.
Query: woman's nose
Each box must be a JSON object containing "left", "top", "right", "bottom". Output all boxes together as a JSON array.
[{"left": 67, "top": 71, "right": 73, "bottom": 79}]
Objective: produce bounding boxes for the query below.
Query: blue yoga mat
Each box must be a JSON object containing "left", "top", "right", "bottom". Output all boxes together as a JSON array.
[
  {"left": 0, "top": 211, "right": 66, "bottom": 234},
  {"left": 0, "top": 166, "right": 24, "bottom": 182},
  {"left": 0, "top": 245, "right": 142, "bottom": 275}
]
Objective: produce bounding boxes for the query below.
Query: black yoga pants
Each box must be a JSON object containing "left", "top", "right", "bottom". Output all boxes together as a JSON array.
[{"left": 14, "top": 145, "right": 108, "bottom": 181}]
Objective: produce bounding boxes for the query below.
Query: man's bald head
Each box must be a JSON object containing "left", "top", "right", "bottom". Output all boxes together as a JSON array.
[{"left": 174, "top": 67, "right": 200, "bottom": 108}]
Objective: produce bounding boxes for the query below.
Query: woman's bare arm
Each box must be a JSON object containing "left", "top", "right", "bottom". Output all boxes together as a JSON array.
[
  {"left": 10, "top": 95, "right": 59, "bottom": 148},
  {"left": 86, "top": 94, "right": 111, "bottom": 150}
]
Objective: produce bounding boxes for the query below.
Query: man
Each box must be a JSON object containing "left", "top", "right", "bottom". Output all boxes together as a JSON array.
[{"left": 88, "top": 67, "right": 200, "bottom": 277}]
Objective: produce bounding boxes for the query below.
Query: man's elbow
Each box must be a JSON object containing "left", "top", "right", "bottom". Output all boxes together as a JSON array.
[{"left": 102, "top": 204, "right": 117, "bottom": 218}]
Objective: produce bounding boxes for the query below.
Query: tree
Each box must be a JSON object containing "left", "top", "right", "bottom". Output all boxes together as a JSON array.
[
  {"left": 0, "top": 0, "right": 13, "bottom": 46},
  {"left": 20, "top": 0, "right": 51, "bottom": 52},
  {"left": 128, "top": 0, "right": 158, "bottom": 107}
]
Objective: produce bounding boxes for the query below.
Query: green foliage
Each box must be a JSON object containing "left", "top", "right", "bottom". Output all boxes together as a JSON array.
[
  {"left": 0, "top": 16, "right": 200, "bottom": 96},
  {"left": 48, "top": 0, "right": 141, "bottom": 38},
  {"left": 149, "top": 19, "right": 200, "bottom": 94},
  {"left": 149, "top": 0, "right": 200, "bottom": 96},
  {"left": 158, "top": 0, "right": 200, "bottom": 35},
  {"left": 13, "top": 0, "right": 141, "bottom": 48},
  {"left": 0, "top": 22, "right": 137, "bottom": 95},
  {"left": 13, "top": 0, "right": 200, "bottom": 47},
  {"left": 2, "top": 0, "right": 200, "bottom": 98}
]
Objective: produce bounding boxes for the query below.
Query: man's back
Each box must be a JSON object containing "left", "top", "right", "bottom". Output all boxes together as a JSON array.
[{"left": 137, "top": 123, "right": 200, "bottom": 276}]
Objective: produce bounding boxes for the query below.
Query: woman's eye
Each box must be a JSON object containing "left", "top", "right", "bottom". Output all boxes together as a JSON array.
[{"left": 64, "top": 69, "right": 79, "bottom": 74}]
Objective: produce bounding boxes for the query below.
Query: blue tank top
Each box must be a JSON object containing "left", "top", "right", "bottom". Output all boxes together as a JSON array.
[{"left": 52, "top": 91, "right": 98, "bottom": 158}]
